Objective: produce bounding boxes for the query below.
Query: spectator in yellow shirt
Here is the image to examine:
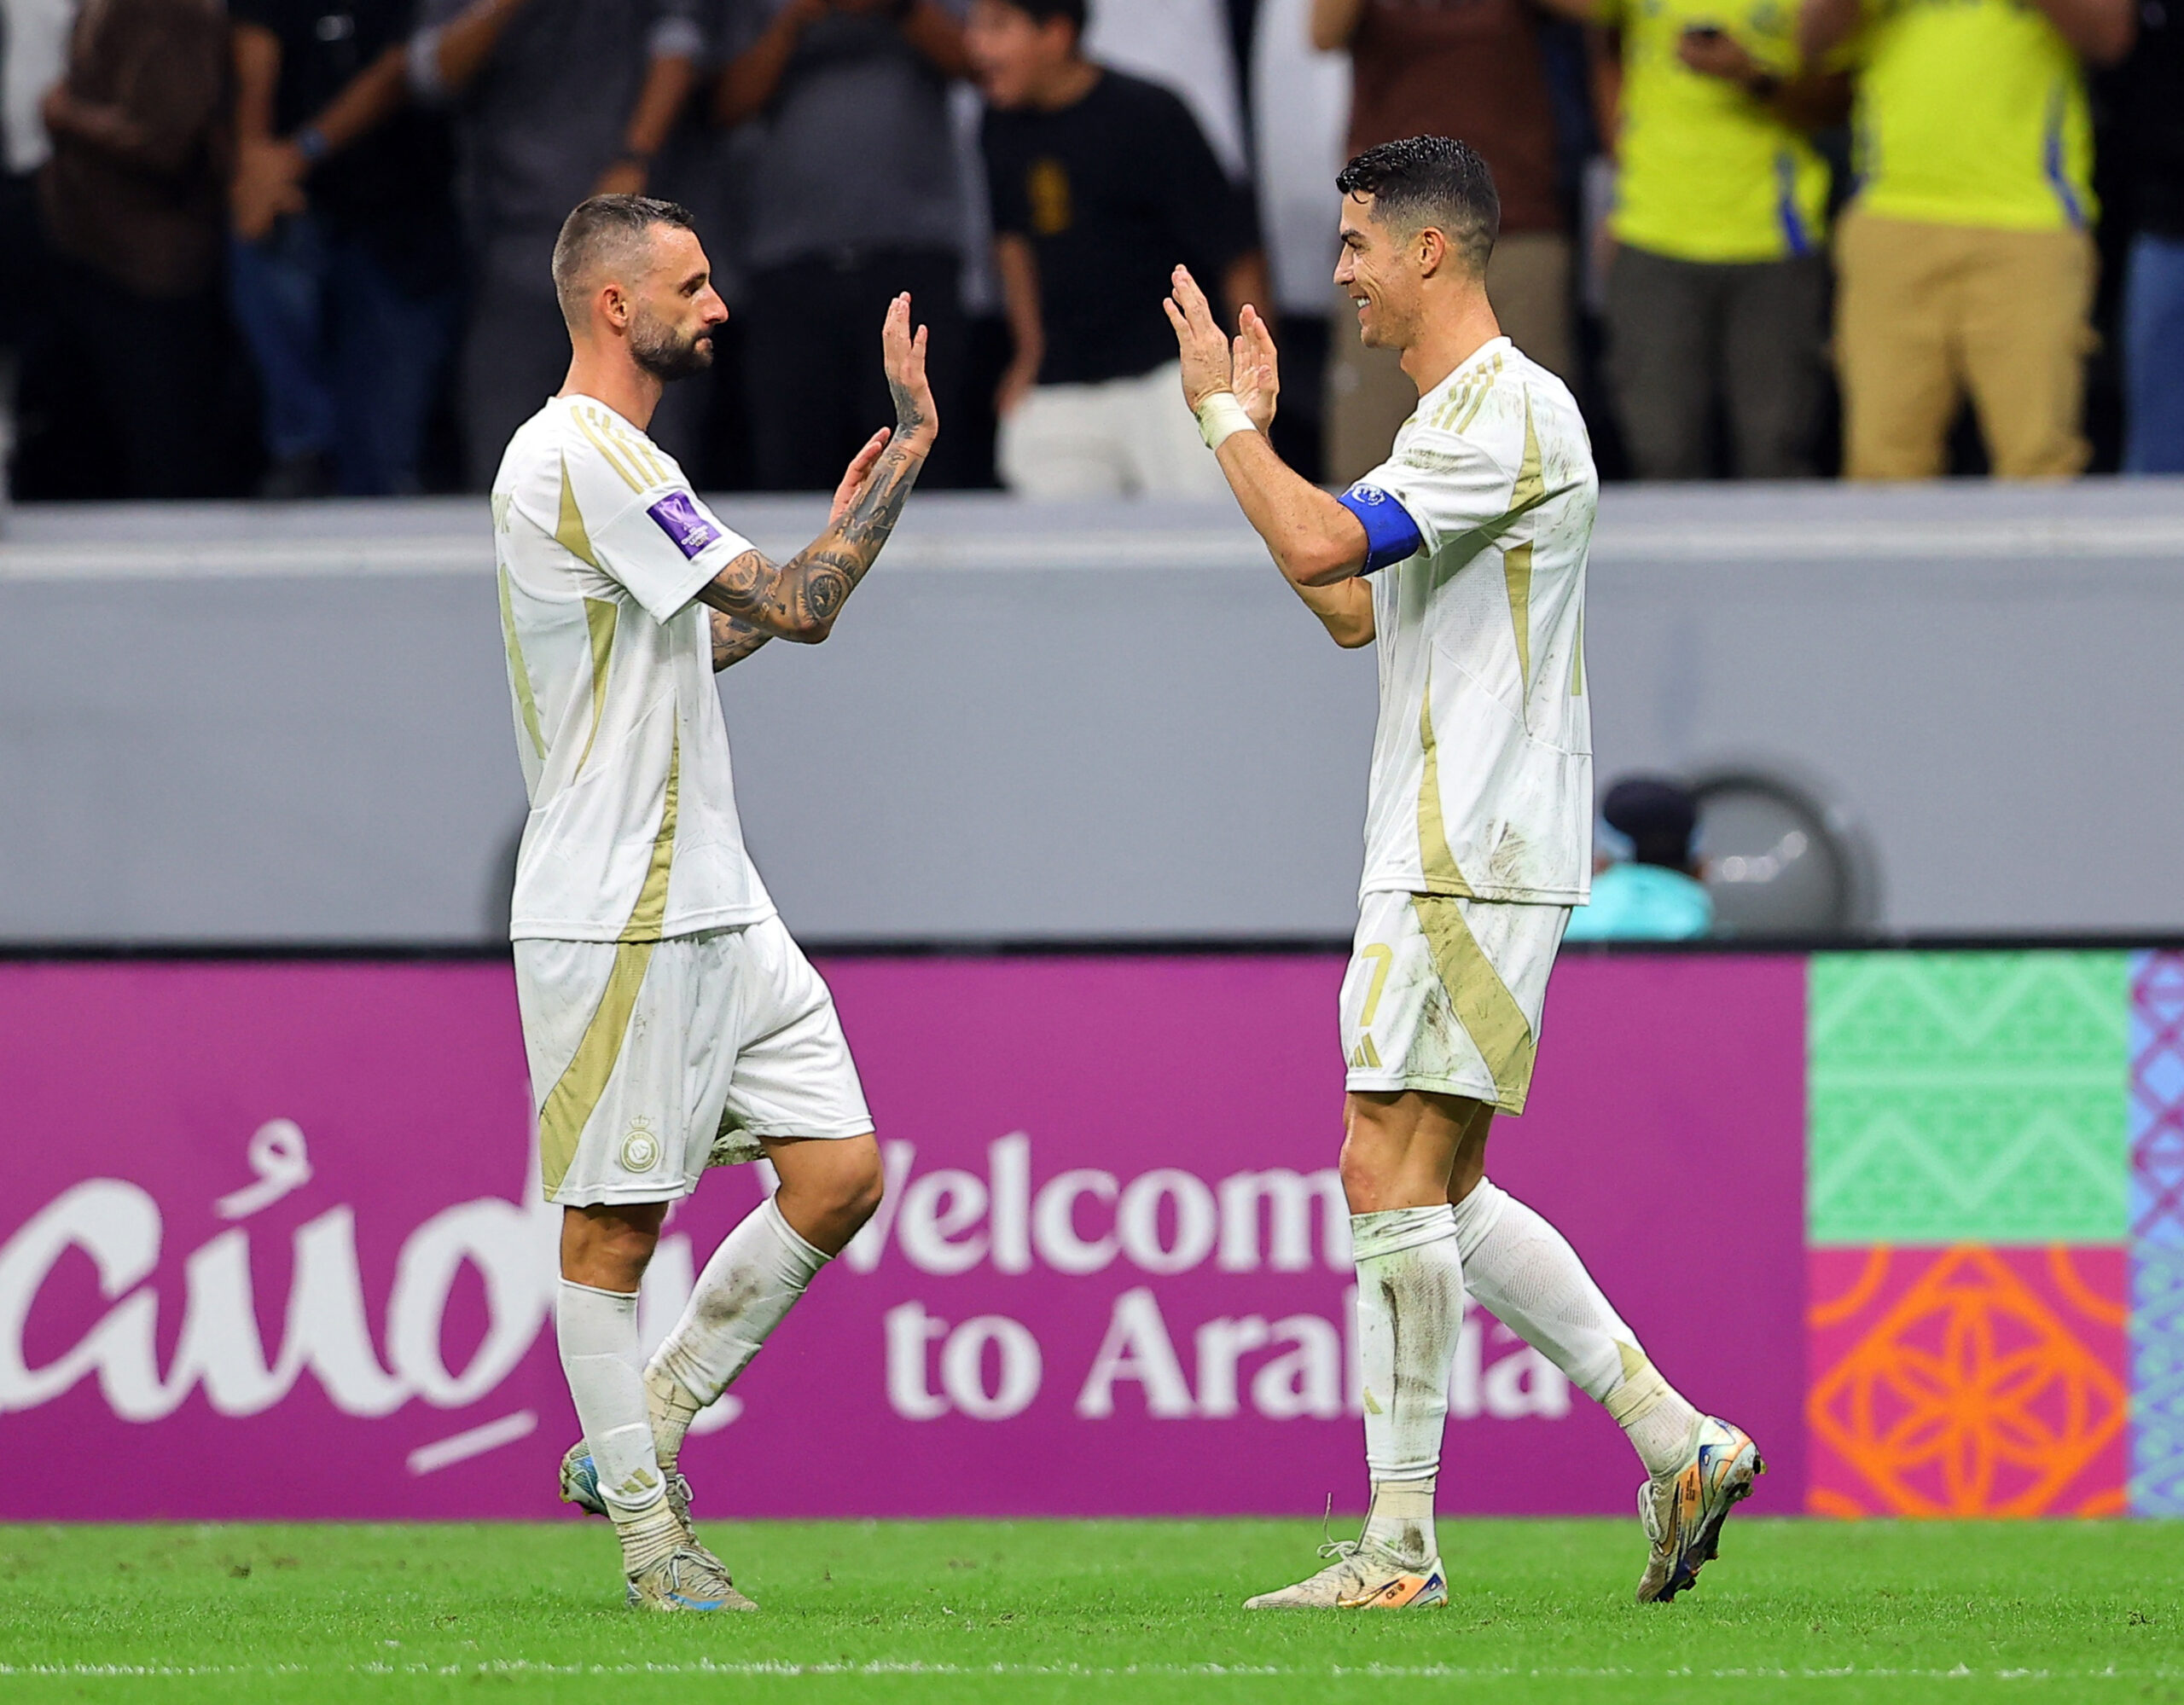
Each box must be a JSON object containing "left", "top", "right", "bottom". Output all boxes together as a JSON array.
[
  {"left": 1801, "top": 0, "right": 2134, "bottom": 478},
  {"left": 1584, "top": 0, "right": 1848, "bottom": 480}
]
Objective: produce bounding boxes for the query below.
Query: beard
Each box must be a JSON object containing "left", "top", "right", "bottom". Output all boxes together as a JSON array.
[{"left": 630, "top": 309, "right": 714, "bottom": 382}]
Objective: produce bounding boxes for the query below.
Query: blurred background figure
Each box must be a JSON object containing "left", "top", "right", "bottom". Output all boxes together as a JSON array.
[
  {"left": 1565, "top": 775, "right": 1713, "bottom": 942},
  {"left": 0, "top": 0, "right": 77, "bottom": 509},
  {"left": 38, "top": 0, "right": 229, "bottom": 498},
  {"left": 1313, "top": 0, "right": 1574, "bottom": 485},
  {"left": 2118, "top": 0, "right": 2183, "bottom": 474},
  {"left": 967, "top": 0, "right": 1267, "bottom": 498},
  {"left": 716, "top": 0, "right": 973, "bottom": 490},
  {"left": 1804, "top": 0, "right": 2134, "bottom": 480},
  {"left": 1589, "top": 0, "right": 1843, "bottom": 482},
  {"left": 228, "top": 0, "right": 462, "bottom": 496},
  {"left": 408, "top": 0, "right": 702, "bottom": 486}
]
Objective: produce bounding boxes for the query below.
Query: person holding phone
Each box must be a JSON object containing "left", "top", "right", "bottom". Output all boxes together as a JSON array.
[{"left": 1560, "top": 0, "right": 1847, "bottom": 480}]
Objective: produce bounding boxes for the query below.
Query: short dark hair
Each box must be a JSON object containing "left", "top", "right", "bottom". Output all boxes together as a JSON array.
[
  {"left": 993, "top": 0, "right": 1087, "bottom": 35},
  {"left": 1335, "top": 136, "right": 1499, "bottom": 275},
  {"left": 1604, "top": 776, "right": 1700, "bottom": 871},
  {"left": 551, "top": 194, "right": 696, "bottom": 327}
]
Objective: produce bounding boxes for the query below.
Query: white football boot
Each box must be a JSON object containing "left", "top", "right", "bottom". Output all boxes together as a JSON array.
[
  {"left": 1244, "top": 1538, "right": 1449, "bottom": 1609},
  {"left": 626, "top": 1544, "right": 758, "bottom": 1613},
  {"left": 1635, "top": 1416, "right": 1763, "bottom": 1604}
]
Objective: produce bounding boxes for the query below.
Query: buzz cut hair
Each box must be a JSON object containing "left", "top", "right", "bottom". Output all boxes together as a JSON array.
[
  {"left": 1335, "top": 136, "right": 1500, "bottom": 275},
  {"left": 551, "top": 194, "right": 696, "bottom": 329}
]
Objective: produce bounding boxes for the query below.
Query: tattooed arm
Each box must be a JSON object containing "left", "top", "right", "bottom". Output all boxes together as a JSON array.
[
  {"left": 711, "top": 612, "right": 772, "bottom": 671},
  {"left": 696, "top": 293, "right": 938, "bottom": 645}
]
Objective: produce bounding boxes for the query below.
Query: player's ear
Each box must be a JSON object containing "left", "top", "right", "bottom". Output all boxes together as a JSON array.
[{"left": 1415, "top": 226, "right": 1447, "bottom": 278}]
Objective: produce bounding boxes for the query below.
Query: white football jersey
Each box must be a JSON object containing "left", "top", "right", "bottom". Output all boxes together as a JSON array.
[
  {"left": 1351, "top": 337, "right": 1596, "bottom": 905},
  {"left": 492, "top": 393, "right": 775, "bottom": 942}
]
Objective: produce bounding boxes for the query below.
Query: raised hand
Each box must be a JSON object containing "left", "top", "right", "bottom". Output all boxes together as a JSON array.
[
  {"left": 881, "top": 293, "right": 938, "bottom": 454},
  {"left": 1231, "top": 303, "right": 1281, "bottom": 435},
  {"left": 830, "top": 427, "right": 893, "bottom": 527},
  {"left": 1163, "top": 264, "right": 1234, "bottom": 411}
]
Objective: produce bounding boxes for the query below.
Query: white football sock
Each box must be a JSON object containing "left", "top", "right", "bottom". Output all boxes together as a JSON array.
[
  {"left": 1352, "top": 1204, "right": 1464, "bottom": 1566},
  {"left": 647, "top": 1197, "right": 828, "bottom": 1469},
  {"left": 1448, "top": 1179, "right": 1701, "bottom": 1479},
  {"left": 556, "top": 1279, "right": 680, "bottom": 1574}
]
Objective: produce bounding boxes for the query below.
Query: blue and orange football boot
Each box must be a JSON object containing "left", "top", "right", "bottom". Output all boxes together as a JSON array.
[
  {"left": 1244, "top": 1539, "right": 1449, "bottom": 1609},
  {"left": 1635, "top": 1416, "right": 1763, "bottom": 1604}
]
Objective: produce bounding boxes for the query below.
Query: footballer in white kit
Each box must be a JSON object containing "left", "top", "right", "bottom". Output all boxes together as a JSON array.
[
  {"left": 493, "top": 194, "right": 938, "bottom": 1612},
  {"left": 1167, "top": 136, "right": 1761, "bottom": 1612}
]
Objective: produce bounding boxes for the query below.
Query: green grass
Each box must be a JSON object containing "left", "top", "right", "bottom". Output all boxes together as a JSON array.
[{"left": 0, "top": 1520, "right": 2179, "bottom": 1702}]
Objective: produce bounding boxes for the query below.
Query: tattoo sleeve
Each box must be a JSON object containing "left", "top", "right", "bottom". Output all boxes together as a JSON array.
[
  {"left": 694, "top": 396, "right": 931, "bottom": 642},
  {"left": 711, "top": 611, "right": 773, "bottom": 672}
]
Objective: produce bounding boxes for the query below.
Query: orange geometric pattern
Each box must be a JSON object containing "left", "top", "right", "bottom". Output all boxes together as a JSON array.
[{"left": 1806, "top": 1246, "right": 2128, "bottom": 1518}]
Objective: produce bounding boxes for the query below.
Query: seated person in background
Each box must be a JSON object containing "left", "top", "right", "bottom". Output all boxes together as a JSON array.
[
  {"left": 968, "top": 0, "right": 1269, "bottom": 497},
  {"left": 1565, "top": 775, "right": 1714, "bottom": 941}
]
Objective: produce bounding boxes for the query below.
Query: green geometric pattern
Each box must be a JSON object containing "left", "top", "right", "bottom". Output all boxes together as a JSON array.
[{"left": 1808, "top": 953, "right": 2128, "bottom": 1245}]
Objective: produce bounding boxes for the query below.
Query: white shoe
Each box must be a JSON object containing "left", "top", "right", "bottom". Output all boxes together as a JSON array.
[
  {"left": 626, "top": 1544, "right": 758, "bottom": 1613},
  {"left": 1635, "top": 1416, "right": 1763, "bottom": 1604},
  {"left": 1244, "top": 1538, "right": 1448, "bottom": 1609}
]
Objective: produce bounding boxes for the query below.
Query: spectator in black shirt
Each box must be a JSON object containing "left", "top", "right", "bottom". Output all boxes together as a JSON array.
[
  {"left": 2121, "top": 0, "right": 2184, "bottom": 473},
  {"left": 970, "top": 0, "right": 1268, "bottom": 496},
  {"left": 229, "top": 0, "right": 463, "bottom": 495}
]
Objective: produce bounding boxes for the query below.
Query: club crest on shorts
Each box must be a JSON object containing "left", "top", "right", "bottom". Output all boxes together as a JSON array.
[{"left": 619, "top": 1116, "right": 662, "bottom": 1173}]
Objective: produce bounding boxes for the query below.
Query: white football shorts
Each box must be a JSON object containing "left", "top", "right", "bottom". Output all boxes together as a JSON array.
[
  {"left": 1340, "top": 891, "right": 1570, "bottom": 1114},
  {"left": 515, "top": 917, "right": 872, "bottom": 1207}
]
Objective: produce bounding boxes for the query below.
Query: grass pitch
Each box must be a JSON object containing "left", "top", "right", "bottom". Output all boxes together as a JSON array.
[{"left": 0, "top": 1519, "right": 2178, "bottom": 1702}]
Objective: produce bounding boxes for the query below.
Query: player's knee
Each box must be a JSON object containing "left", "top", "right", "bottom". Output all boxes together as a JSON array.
[
  {"left": 1338, "top": 1133, "right": 1391, "bottom": 1214},
  {"left": 832, "top": 1140, "right": 885, "bottom": 1232},
  {"left": 560, "top": 1202, "right": 664, "bottom": 1289}
]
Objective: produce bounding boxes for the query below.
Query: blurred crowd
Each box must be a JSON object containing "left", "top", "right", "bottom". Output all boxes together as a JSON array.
[{"left": 0, "top": 0, "right": 2178, "bottom": 502}]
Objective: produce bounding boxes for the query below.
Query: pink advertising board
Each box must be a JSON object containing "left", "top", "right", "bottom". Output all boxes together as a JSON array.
[{"left": 0, "top": 953, "right": 1804, "bottom": 1521}]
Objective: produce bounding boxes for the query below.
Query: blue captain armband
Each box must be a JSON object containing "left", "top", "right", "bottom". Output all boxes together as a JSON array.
[{"left": 1334, "top": 484, "right": 1424, "bottom": 573}]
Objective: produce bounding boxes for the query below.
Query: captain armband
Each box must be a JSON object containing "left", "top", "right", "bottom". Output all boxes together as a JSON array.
[{"left": 1334, "top": 484, "right": 1425, "bottom": 574}]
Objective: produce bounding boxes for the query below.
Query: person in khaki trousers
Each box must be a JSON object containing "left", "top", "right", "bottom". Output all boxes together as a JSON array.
[{"left": 1802, "top": 0, "right": 2135, "bottom": 479}]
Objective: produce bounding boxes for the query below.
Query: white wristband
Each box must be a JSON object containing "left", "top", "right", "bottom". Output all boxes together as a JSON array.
[{"left": 1194, "top": 391, "right": 1256, "bottom": 452}]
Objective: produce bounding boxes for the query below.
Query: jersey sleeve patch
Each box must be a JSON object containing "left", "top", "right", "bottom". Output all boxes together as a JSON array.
[
  {"left": 647, "top": 490, "right": 723, "bottom": 560},
  {"left": 1335, "top": 484, "right": 1426, "bottom": 574}
]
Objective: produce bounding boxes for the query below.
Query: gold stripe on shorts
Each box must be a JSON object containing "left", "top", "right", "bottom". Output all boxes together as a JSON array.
[
  {"left": 1409, "top": 895, "right": 1537, "bottom": 1111},
  {"left": 537, "top": 940, "right": 657, "bottom": 1198},
  {"left": 537, "top": 734, "right": 682, "bottom": 1198}
]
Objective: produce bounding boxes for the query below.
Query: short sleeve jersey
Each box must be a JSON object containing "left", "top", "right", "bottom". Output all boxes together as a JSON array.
[
  {"left": 1846, "top": 0, "right": 2094, "bottom": 232},
  {"left": 491, "top": 394, "right": 775, "bottom": 942},
  {"left": 1348, "top": 339, "right": 1596, "bottom": 907},
  {"left": 1604, "top": 0, "right": 1829, "bottom": 263}
]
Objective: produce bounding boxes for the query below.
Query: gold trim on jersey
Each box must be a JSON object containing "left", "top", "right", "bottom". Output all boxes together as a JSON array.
[
  {"left": 572, "top": 405, "right": 645, "bottom": 493},
  {"left": 497, "top": 566, "right": 547, "bottom": 761},
  {"left": 618, "top": 732, "right": 680, "bottom": 944},
  {"left": 1414, "top": 671, "right": 1475, "bottom": 897},
  {"left": 1453, "top": 353, "right": 1502, "bottom": 433},
  {"left": 1571, "top": 606, "right": 1585, "bottom": 698},
  {"left": 572, "top": 402, "right": 670, "bottom": 492},
  {"left": 1503, "top": 402, "right": 1546, "bottom": 703},
  {"left": 1410, "top": 894, "right": 1537, "bottom": 1112},
  {"left": 578, "top": 597, "right": 618, "bottom": 773},
  {"left": 556, "top": 455, "right": 601, "bottom": 567}
]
